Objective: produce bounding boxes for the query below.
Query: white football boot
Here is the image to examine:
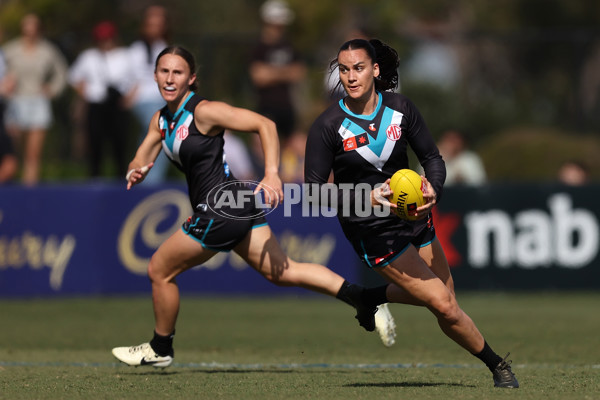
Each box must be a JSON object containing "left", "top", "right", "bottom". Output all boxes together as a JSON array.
[
  {"left": 374, "top": 303, "right": 396, "bottom": 347},
  {"left": 112, "top": 342, "right": 173, "bottom": 367}
]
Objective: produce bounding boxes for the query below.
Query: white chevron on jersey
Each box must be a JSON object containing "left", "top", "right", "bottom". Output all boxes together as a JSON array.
[
  {"left": 162, "top": 113, "right": 193, "bottom": 167},
  {"left": 338, "top": 108, "right": 404, "bottom": 171}
]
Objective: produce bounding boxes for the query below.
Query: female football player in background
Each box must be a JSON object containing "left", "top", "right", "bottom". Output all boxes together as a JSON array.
[{"left": 304, "top": 38, "right": 519, "bottom": 388}]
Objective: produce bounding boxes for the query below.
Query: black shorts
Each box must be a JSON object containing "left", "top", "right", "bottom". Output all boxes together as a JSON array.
[
  {"left": 182, "top": 209, "right": 267, "bottom": 252},
  {"left": 349, "top": 214, "right": 436, "bottom": 268}
]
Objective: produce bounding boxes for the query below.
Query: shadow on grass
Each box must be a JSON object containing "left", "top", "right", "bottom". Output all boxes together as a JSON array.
[{"left": 345, "top": 382, "right": 475, "bottom": 388}]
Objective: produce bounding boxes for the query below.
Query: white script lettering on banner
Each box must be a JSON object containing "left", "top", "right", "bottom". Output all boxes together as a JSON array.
[{"left": 0, "top": 232, "right": 76, "bottom": 290}]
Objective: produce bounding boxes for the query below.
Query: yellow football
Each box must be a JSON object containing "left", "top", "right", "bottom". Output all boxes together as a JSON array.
[{"left": 389, "top": 169, "right": 425, "bottom": 221}]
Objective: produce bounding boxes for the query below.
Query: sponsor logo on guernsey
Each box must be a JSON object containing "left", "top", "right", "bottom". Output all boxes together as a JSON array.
[
  {"left": 176, "top": 125, "right": 189, "bottom": 141},
  {"left": 343, "top": 132, "right": 370, "bottom": 152},
  {"left": 386, "top": 124, "right": 402, "bottom": 141}
]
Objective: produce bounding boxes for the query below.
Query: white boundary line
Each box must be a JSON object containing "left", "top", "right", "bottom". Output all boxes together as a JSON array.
[{"left": 1, "top": 361, "right": 599, "bottom": 369}]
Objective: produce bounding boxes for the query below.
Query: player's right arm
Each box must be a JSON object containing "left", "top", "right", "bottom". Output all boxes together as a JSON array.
[{"left": 126, "top": 111, "right": 162, "bottom": 190}]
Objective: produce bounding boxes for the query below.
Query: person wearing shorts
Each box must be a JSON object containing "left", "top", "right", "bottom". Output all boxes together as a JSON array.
[
  {"left": 2, "top": 13, "right": 67, "bottom": 185},
  {"left": 305, "top": 38, "right": 519, "bottom": 389},
  {"left": 111, "top": 45, "right": 395, "bottom": 368}
]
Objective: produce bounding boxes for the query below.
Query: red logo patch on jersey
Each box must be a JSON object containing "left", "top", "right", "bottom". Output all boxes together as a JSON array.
[
  {"left": 176, "top": 125, "right": 189, "bottom": 141},
  {"left": 369, "top": 123, "right": 376, "bottom": 131},
  {"left": 343, "top": 136, "right": 357, "bottom": 151},
  {"left": 160, "top": 129, "right": 167, "bottom": 140},
  {"left": 386, "top": 124, "right": 402, "bottom": 141},
  {"left": 343, "top": 132, "right": 370, "bottom": 152}
]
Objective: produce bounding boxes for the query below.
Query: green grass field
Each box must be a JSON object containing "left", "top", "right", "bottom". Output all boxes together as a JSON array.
[{"left": 0, "top": 292, "right": 598, "bottom": 400}]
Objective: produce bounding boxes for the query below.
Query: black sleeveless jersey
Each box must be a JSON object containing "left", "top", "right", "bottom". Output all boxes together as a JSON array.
[
  {"left": 159, "top": 93, "right": 233, "bottom": 210},
  {"left": 305, "top": 91, "right": 446, "bottom": 237}
]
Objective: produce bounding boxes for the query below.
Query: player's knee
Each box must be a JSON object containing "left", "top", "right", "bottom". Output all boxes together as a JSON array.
[
  {"left": 147, "top": 256, "right": 167, "bottom": 283},
  {"left": 430, "top": 295, "right": 461, "bottom": 325}
]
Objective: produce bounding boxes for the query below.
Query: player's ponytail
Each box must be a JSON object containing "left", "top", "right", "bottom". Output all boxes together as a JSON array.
[{"left": 369, "top": 39, "right": 399, "bottom": 92}]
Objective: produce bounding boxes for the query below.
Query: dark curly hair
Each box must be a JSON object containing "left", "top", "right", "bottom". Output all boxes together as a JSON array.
[{"left": 329, "top": 38, "right": 399, "bottom": 96}]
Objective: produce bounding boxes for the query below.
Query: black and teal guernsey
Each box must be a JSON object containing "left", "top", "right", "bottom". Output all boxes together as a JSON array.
[
  {"left": 305, "top": 91, "right": 446, "bottom": 240},
  {"left": 159, "top": 92, "right": 266, "bottom": 252},
  {"left": 159, "top": 92, "right": 232, "bottom": 210}
]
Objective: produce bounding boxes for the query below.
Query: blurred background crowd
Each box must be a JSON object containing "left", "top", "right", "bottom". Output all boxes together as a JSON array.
[{"left": 1, "top": 0, "right": 599, "bottom": 186}]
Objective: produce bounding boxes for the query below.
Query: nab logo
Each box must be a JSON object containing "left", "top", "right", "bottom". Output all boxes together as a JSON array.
[
  {"left": 386, "top": 124, "right": 402, "bottom": 141},
  {"left": 176, "top": 125, "right": 189, "bottom": 141}
]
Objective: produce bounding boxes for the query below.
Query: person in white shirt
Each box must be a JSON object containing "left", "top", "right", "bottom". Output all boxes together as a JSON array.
[
  {"left": 126, "top": 5, "right": 170, "bottom": 184},
  {"left": 437, "top": 129, "right": 487, "bottom": 186},
  {"left": 69, "top": 21, "right": 131, "bottom": 178}
]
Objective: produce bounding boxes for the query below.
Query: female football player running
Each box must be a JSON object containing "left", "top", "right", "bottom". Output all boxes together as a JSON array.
[{"left": 304, "top": 38, "right": 518, "bottom": 388}]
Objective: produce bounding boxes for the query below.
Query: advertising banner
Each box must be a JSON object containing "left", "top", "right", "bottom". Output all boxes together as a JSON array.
[
  {"left": 434, "top": 184, "right": 600, "bottom": 290},
  {"left": 1, "top": 183, "right": 598, "bottom": 296},
  {"left": 0, "top": 184, "right": 360, "bottom": 297}
]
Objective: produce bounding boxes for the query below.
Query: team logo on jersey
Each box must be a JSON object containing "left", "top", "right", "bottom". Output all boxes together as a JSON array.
[
  {"left": 343, "top": 132, "right": 370, "bottom": 151},
  {"left": 160, "top": 129, "right": 167, "bottom": 140},
  {"left": 369, "top": 123, "right": 376, "bottom": 131},
  {"left": 176, "top": 125, "right": 189, "bottom": 141},
  {"left": 386, "top": 124, "right": 402, "bottom": 141}
]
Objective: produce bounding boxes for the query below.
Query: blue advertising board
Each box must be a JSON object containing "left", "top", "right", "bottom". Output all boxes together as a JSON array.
[
  {"left": 0, "top": 183, "right": 361, "bottom": 297},
  {"left": 1, "top": 183, "right": 599, "bottom": 297}
]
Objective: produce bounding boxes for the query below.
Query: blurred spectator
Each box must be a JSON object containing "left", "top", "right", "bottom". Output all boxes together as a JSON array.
[
  {"left": 579, "top": 40, "right": 600, "bottom": 130},
  {"left": 437, "top": 129, "right": 486, "bottom": 186},
  {"left": 2, "top": 13, "right": 68, "bottom": 185},
  {"left": 400, "top": 16, "right": 461, "bottom": 90},
  {"left": 558, "top": 160, "right": 589, "bottom": 186},
  {"left": 249, "top": 0, "right": 306, "bottom": 140},
  {"left": 0, "top": 41, "right": 17, "bottom": 183},
  {"left": 249, "top": 0, "right": 307, "bottom": 183},
  {"left": 68, "top": 21, "right": 131, "bottom": 178},
  {"left": 126, "top": 5, "right": 170, "bottom": 184}
]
